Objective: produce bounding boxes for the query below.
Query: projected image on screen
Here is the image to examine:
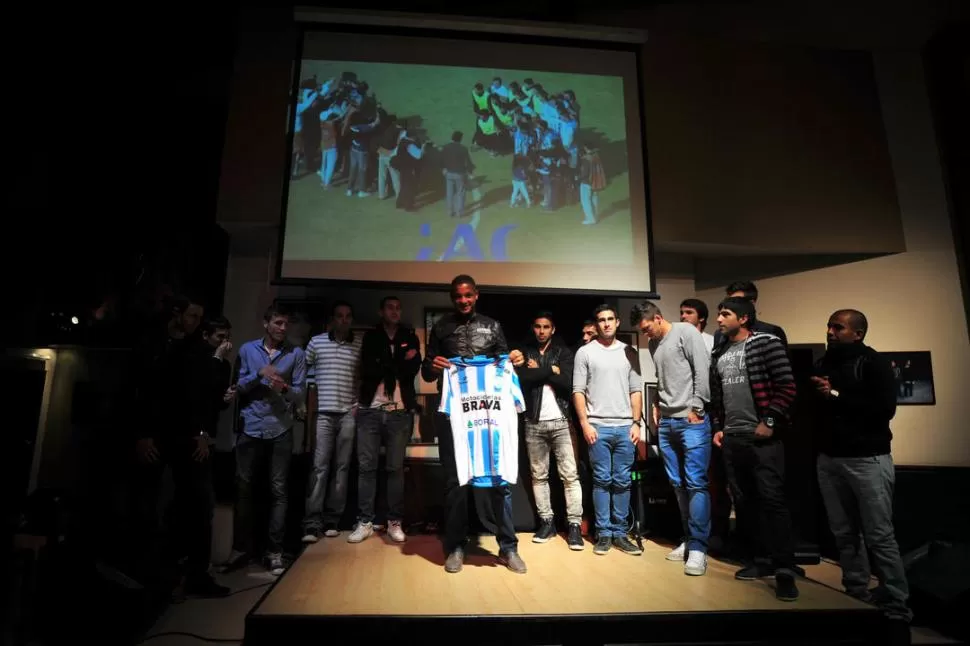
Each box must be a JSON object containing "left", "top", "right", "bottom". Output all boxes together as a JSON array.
[{"left": 279, "top": 31, "right": 652, "bottom": 294}]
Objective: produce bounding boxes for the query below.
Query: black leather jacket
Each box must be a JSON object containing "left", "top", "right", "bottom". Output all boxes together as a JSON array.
[
  {"left": 421, "top": 311, "right": 508, "bottom": 383},
  {"left": 514, "top": 336, "right": 575, "bottom": 424}
]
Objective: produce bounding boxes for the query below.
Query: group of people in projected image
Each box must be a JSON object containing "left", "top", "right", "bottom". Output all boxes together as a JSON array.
[
  {"left": 289, "top": 70, "right": 608, "bottom": 225},
  {"left": 470, "top": 76, "right": 606, "bottom": 224}
]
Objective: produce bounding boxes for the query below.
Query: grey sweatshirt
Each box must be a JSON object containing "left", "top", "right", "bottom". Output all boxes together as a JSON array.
[
  {"left": 649, "top": 322, "right": 711, "bottom": 417},
  {"left": 573, "top": 339, "right": 641, "bottom": 426}
]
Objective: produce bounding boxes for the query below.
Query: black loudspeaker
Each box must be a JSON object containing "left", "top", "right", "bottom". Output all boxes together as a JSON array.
[
  {"left": 905, "top": 541, "right": 970, "bottom": 641},
  {"left": 785, "top": 344, "right": 826, "bottom": 564}
]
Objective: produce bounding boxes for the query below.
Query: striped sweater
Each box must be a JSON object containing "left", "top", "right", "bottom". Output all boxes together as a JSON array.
[
  {"left": 709, "top": 331, "right": 796, "bottom": 432},
  {"left": 306, "top": 331, "right": 362, "bottom": 413}
]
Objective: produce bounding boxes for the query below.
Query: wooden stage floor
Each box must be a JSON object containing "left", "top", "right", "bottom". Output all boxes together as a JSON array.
[{"left": 246, "top": 532, "right": 884, "bottom": 645}]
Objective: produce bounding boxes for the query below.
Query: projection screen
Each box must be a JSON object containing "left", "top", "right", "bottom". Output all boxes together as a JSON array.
[{"left": 277, "top": 26, "right": 654, "bottom": 295}]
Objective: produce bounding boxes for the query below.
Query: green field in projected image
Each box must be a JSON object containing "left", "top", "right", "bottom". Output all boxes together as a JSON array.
[{"left": 283, "top": 61, "right": 633, "bottom": 265}]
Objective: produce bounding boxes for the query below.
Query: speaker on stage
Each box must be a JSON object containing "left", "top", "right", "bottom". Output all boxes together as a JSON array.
[{"left": 904, "top": 541, "right": 970, "bottom": 641}]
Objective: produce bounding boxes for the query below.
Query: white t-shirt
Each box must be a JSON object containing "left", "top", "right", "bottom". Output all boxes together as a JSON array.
[
  {"left": 439, "top": 355, "right": 525, "bottom": 487},
  {"left": 702, "top": 332, "right": 715, "bottom": 354}
]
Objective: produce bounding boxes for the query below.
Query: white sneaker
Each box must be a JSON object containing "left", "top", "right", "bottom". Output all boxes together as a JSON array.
[
  {"left": 266, "top": 553, "right": 285, "bottom": 576},
  {"left": 685, "top": 550, "right": 708, "bottom": 576},
  {"left": 347, "top": 522, "right": 374, "bottom": 543},
  {"left": 324, "top": 528, "right": 340, "bottom": 538},
  {"left": 386, "top": 520, "right": 406, "bottom": 543},
  {"left": 301, "top": 532, "right": 319, "bottom": 544},
  {"left": 666, "top": 542, "right": 687, "bottom": 561}
]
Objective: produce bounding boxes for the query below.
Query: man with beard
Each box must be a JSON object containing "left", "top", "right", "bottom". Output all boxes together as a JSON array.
[
  {"left": 421, "top": 275, "right": 526, "bottom": 574},
  {"left": 509, "top": 312, "right": 583, "bottom": 550},
  {"left": 811, "top": 310, "right": 911, "bottom": 643},
  {"left": 710, "top": 297, "right": 798, "bottom": 601}
]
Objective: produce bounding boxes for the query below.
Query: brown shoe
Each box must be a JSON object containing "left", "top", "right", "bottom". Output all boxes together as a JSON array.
[
  {"left": 445, "top": 548, "right": 465, "bottom": 573},
  {"left": 500, "top": 550, "right": 527, "bottom": 574}
]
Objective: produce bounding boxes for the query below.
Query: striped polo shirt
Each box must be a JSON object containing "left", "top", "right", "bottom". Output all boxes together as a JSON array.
[{"left": 306, "top": 330, "right": 362, "bottom": 413}]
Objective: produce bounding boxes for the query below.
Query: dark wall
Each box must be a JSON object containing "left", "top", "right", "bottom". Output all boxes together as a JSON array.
[{"left": 924, "top": 23, "right": 970, "bottom": 343}]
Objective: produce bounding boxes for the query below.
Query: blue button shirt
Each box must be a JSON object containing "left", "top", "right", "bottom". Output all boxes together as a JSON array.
[{"left": 237, "top": 339, "right": 307, "bottom": 440}]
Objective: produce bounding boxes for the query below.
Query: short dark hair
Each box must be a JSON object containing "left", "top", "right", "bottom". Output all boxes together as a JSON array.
[
  {"left": 680, "top": 298, "right": 709, "bottom": 325},
  {"left": 168, "top": 293, "right": 202, "bottom": 316},
  {"left": 630, "top": 301, "right": 662, "bottom": 327},
  {"left": 582, "top": 319, "right": 597, "bottom": 328},
  {"left": 203, "top": 315, "right": 232, "bottom": 336},
  {"left": 717, "top": 297, "right": 757, "bottom": 328},
  {"left": 832, "top": 309, "right": 869, "bottom": 339},
  {"left": 380, "top": 296, "right": 400, "bottom": 309},
  {"left": 263, "top": 304, "right": 290, "bottom": 322},
  {"left": 533, "top": 310, "right": 556, "bottom": 327},
  {"left": 450, "top": 274, "right": 477, "bottom": 292},
  {"left": 331, "top": 300, "right": 353, "bottom": 317},
  {"left": 726, "top": 280, "right": 758, "bottom": 301},
  {"left": 593, "top": 304, "right": 616, "bottom": 320}
]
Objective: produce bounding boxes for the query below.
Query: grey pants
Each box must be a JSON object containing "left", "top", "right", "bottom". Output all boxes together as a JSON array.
[
  {"left": 817, "top": 452, "right": 912, "bottom": 621},
  {"left": 303, "top": 411, "right": 356, "bottom": 531},
  {"left": 525, "top": 418, "right": 583, "bottom": 525},
  {"left": 445, "top": 172, "right": 466, "bottom": 217}
]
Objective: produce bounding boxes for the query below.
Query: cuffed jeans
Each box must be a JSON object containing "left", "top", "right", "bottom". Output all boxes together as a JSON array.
[
  {"left": 659, "top": 416, "right": 712, "bottom": 553},
  {"left": 525, "top": 418, "right": 583, "bottom": 525}
]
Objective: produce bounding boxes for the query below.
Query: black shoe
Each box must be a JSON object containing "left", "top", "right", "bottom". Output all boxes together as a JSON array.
[
  {"left": 185, "top": 574, "right": 230, "bottom": 598},
  {"left": 612, "top": 536, "right": 643, "bottom": 556},
  {"left": 499, "top": 550, "right": 528, "bottom": 574},
  {"left": 734, "top": 564, "right": 761, "bottom": 580},
  {"left": 593, "top": 536, "right": 611, "bottom": 555},
  {"left": 445, "top": 548, "right": 465, "bottom": 573},
  {"left": 775, "top": 573, "right": 799, "bottom": 602},
  {"left": 532, "top": 519, "right": 556, "bottom": 543},
  {"left": 567, "top": 524, "right": 584, "bottom": 551}
]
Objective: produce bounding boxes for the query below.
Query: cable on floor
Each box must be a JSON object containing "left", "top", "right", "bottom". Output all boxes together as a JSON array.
[{"left": 137, "top": 581, "right": 272, "bottom": 644}]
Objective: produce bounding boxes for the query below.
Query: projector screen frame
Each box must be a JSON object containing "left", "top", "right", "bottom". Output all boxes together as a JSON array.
[{"left": 274, "top": 18, "right": 658, "bottom": 299}]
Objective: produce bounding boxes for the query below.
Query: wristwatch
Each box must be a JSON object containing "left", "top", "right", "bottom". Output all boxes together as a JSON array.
[
  {"left": 764, "top": 416, "right": 776, "bottom": 429},
  {"left": 632, "top": 419, "right": 642, "bottom": 427}
]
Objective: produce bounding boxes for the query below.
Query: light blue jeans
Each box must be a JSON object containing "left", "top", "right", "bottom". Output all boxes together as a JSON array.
[{"left": 659, "top": 416, "right": 712, "bottom": 553}]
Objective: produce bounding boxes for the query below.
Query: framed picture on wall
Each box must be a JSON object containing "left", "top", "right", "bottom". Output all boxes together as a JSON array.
[{"left": 883, "top": 351, "right": 936, "bottom": 405}]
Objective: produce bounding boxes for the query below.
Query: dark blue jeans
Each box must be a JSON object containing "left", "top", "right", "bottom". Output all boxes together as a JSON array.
[
  {"left": 588, "top": 424, "right": 636, "bottom": 538},
  {"left": 356, "top": 408, "right": 412, "bottom": 523},
  {"left": 233, "top": 430, "right": 292, "bottom": 556},
  {"left": 659, "top": 416, "right": 712, "bottom": 553}
]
